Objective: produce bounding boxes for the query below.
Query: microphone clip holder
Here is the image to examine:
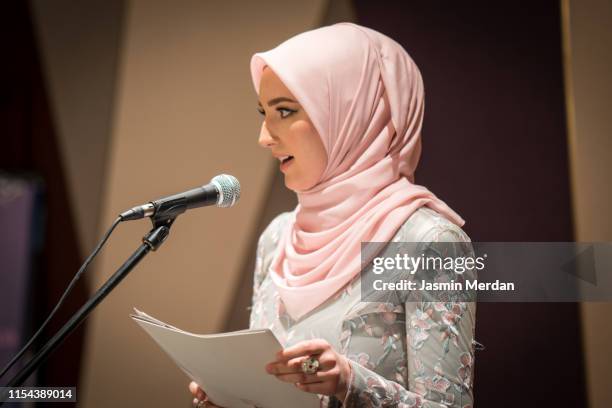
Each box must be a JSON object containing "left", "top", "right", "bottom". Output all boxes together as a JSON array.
[{"left": 145, "top": 215, "right": 176, "bottom": 251}]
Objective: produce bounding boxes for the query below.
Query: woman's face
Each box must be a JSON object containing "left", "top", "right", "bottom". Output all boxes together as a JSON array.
[{"left": 257, "top": 67, "right": 327, "bottom": 192}]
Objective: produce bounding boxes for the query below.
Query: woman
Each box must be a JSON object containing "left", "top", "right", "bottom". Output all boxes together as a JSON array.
[{"left": 190, "top": 22, "right": 477, "bottom": 408}]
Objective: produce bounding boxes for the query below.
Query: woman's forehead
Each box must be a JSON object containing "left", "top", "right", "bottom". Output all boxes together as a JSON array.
[{"left": 260, "top": 67, "right": 295, "bottom": 98}]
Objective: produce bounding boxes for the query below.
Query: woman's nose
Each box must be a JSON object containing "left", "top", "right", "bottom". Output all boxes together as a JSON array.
[{"left": 258, "top": 122, "right": 276, "bottom": 148}]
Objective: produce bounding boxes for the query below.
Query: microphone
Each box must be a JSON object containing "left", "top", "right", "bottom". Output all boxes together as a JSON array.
[{"left": 119, "top": 174, "right": 240, "bottom": 221}]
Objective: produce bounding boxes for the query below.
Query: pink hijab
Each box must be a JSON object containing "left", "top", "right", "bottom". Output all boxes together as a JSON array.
[{"left": 250, "top": 23, "right": 465, "bottom": 320}]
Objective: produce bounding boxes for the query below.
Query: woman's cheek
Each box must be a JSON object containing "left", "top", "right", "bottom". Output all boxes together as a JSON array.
[{"left": 290, "top": 119, "right": 315, "bottom": 135}]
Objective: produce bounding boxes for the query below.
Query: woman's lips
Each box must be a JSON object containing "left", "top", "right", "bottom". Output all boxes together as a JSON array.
[{"left": 280, "top": 156, "right": 294, "bottom": 171}]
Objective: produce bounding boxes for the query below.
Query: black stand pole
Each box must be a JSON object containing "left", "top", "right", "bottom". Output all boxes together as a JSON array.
[{"left": 0, "top": 219, "right": 174, "bottom": 405}]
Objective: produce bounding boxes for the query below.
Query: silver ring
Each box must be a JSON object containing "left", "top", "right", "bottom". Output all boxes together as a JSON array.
[
  {"left": 195, "top": 400, "right": 206, "bottom": 408},
  {"left": 301, "top": 356, "right": 320, "bottom": 374}
]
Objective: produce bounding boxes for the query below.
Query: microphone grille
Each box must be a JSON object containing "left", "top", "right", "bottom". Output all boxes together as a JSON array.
[{"left": 211, "top": 174, "right": 240, "bottom": 208}]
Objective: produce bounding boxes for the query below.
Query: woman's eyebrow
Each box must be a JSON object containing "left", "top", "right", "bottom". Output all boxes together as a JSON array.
[{"left": 258, "top": 96, "right": 298, "bottom": 107}]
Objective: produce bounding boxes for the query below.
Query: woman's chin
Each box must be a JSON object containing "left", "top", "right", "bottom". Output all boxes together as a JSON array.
[
  {"left": 284, "top": 179, "right": 301, "bottom": 192},
  {"left": 284, "top": 175, "right": 312, "bottom": 192}
]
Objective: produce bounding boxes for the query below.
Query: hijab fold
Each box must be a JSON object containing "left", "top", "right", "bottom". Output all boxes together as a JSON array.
[{"left": 250, "top": 23, "right": 465, "bottom": 320}]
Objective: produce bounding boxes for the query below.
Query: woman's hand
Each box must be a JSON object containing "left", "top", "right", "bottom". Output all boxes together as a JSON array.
[
  {"left": 188, "top": 381, "right": 224, "bottom": 408},
  {"left": 265, "top": 339, "right": 352, "bottom": 401}
]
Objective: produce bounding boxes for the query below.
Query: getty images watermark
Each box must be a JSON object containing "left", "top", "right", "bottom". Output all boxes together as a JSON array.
[
  {"left": 370, "top": 250, "right": 512, "bottom": 292},
  {"left": 360, "top": 241, "right": 612, "bottom": 303}
]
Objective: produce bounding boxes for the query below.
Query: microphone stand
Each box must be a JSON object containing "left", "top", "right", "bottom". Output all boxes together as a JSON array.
[{"left": 0, "top": 216, "right": 176, "bottom": 404}]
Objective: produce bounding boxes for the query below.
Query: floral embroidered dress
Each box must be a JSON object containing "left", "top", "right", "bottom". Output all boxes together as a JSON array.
[{"left": 249, "top": 207, "right": 478, "bottom": 408}]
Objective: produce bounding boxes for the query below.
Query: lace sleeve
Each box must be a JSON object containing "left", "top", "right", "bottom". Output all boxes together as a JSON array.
[
  {"left": 341, "top": 226, "right": 477, "bottom": 408},
  {"left": 249, "top": 212, "right": 292, "bottom": 329}
]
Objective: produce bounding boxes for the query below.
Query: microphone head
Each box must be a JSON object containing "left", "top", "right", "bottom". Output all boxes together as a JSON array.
[{"left": 211, "top": 174, "right": 240, "bottom": 208}]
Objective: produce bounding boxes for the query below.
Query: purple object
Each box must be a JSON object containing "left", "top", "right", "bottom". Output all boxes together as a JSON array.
[{"left": 0, "top": 177, "right": 40, "bottom": 380}]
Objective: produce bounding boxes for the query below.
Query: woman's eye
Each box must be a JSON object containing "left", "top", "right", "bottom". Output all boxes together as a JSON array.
[
  {"left": 278, "top": 108, "right": 295, "bottom": 119},
  {"left": 256, "top": 107, "right": 265, "bottom": 116}
]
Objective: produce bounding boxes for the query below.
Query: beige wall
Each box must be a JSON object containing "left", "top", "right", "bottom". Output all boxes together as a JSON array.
[
  {"left": 562, "top": 0, "right": 612, "bottom": 406},
  {"left": 29, "top": 0, "right": 125, "bottom": 253},
  {"left": 78, "top": 1, "right": 327, "bottom": 407}
]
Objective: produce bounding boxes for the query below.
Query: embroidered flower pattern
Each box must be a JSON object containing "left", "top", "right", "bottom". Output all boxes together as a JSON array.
[{"left": 249, "top": 211, "right": 479, "bottom": 408}]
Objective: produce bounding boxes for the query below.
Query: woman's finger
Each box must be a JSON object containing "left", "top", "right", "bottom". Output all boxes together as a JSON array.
[
  {"left": 267, "top": 355, "right": 333, "bottom": 375},
  {"left": 277, "top": 339, "right": 329, "bottom": 361},
  {"left": 275, "top": 369, "right": 337, "bottom": 384},
  {"left": 193, "top": 397, "right": 224, "bottom": 408},
  {"left": 188, "top": 381, "right": 206, "bottom": 401}
]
